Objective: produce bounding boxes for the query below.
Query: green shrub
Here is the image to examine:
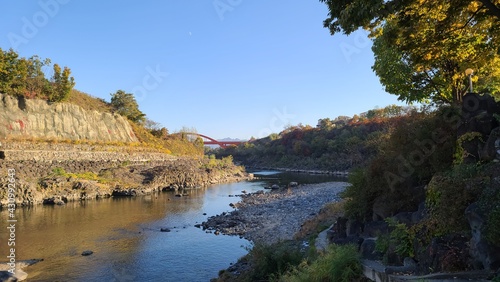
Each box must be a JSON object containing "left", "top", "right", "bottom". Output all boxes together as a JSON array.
[
  {"left": 339, "top": 108, "right": 457, "bottom": 222},
  {"left": 426, "top": 166, "right": 484, "bottom": 235},
  {"left": 375, "top": 234, "right": 390, "bottom": 255},
  {"left": 50, "top": 167, "right": 100, "bottom": 181},
  {"left": 446, "top": 162, "right": 481, "bottom": 179},
  {"left": 386, "top": 218, "right": 415, "bottom": 258},
  {"left": 245, "top": 241, "right": 304, "bottom": 282},
  {"left": 341, "top": 168, "right": 373, "bottom": 221},
  {"left": 52, "top": 167, "right": 68, "bottom": 176},
  {"left": 278, "top": 244, "right": 362, "bottom": 282}
]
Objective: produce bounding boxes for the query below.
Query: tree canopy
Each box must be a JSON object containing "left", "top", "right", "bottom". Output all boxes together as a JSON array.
[
  {"left": 0, "top": 48, "right": 75, "bottom": 102},
  {"left": 320, "top": 0, "right": 500, "bottom": 104},
  {"left": 321, "top": 0, "right": 500, "bottom": 37},
  {"left": 110, "top": 90, "right": 146, "bottom": 123}
]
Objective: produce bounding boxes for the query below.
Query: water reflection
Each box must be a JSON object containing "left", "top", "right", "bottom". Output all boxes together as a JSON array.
[
  {"left": 0, "top": 172, "right": 340, "bottom": 281},
  {"left": 0, "top": 182, "right": 261, "bottom": 281}
]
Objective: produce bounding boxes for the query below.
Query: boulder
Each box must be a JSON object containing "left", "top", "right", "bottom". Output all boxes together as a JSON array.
[
  {"left": 327, "top": 217, "right": 348, "bottom": 242},
  {"left": 42, "top": 196, "right": 66, "bottom": 205},
  {"left": 459, "top": 93, "right": 500, "bottom": 163},
  {"left": 372, "top": 195, "right": 393, "bottom": 221},
  {"left": 111, "top": 188, "right": 136, "bottom": 197},
  {"left": 11, "top": 270, "right": 27, "bottom": 281},
  {"left": 392, "top": 212, "right": 413, "bottom": 226},
  {"left": 466, "top": 203, "right": 500, "bottom": 271},
  {"left": 360, "top": 238, "right": 383, "bottom": 260},
  {"left": 411, "top": 201, "right": 427, "bottom": 224},
  {"left": 363, "top": 220, "right": 389, "bottom": 237},
  {"left": 0, "top": 271, "right": 16, "bottom": 282},
  {"left": 480, "top": 127, "right": 500, "bottom": 162},
  {"left": 416, "top": 234, "right": 470, "bottom": 274},
  {"left": 346, "top": 219, "right": 364, "bottom": 236},
  {"left": 81, "top": 250, "right": 93, "bottom": 256}
]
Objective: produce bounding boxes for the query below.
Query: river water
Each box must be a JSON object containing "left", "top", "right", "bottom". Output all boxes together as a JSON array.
[{"left": 0, "top": 171, "right": 344, "bottom": 281}]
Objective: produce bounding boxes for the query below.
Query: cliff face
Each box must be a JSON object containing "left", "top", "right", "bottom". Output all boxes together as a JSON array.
[{"left": 0, "top": 94, "right": 137, "bottom": 142}]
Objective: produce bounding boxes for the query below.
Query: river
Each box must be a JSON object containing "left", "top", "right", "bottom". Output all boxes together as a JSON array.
[{"left": 0, "top": 171, "right": 344, "bottom": 281}]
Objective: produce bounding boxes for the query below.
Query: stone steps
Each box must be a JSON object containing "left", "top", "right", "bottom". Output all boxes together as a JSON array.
[
  {"left": 315, "top": 225, "right": 495, "bottom": 281},
  {"left": 361, "top": 259, "right": 493, "bottom": 282}
]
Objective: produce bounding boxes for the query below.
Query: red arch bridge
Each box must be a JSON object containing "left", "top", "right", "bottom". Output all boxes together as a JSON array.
[{"left": 177, "top": 133, "right": 246, "bottom": 148}]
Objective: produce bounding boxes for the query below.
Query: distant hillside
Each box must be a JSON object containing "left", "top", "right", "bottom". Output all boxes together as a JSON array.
[{"left": 215, "top": 105, "right": 417, "bottom": 171}]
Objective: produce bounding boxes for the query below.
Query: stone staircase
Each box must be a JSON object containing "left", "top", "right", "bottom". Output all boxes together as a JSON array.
[{"left": 315, "top": 226, "right": 496, "bottom": 282}]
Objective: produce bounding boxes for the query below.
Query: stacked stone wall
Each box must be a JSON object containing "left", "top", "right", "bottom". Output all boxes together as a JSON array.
[{"left": 0, "top": 142, "right": 176, "bottom": 162}]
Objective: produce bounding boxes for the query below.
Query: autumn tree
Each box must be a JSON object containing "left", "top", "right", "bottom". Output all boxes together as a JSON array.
[
  {"left": 144, "top": 118, "right": 170, "bottom": 139},
  {"left": 48, "top": 64, "right": 75, "bottom": 102},
  {"left": 320, "top": 0, "right": 500, "bottom": 104},
  {"left": 0, "top": 48, "right": 75, "bottom": 101},
  {"left": 0, "top": 49, "right": 27, "bottom": 96},
  {"left": 372, "top": 2, "right": 500, "bottom": 103},
  {"left": 24, "top": 56, "right": 52, "bottom": 99},
  {"left": 110, "top": 90, "right": 146, "bottom": 123},
  {"left": 320, "top": 0, "right": 500, "bottom": 37}
]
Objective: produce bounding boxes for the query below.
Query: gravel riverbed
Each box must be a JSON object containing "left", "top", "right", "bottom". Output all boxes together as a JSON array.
[{"left": 201, "top": 182, "right": 348, "bottom": 245}]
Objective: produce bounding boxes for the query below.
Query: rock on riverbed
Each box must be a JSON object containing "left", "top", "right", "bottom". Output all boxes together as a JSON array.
[{"left": 201, "top": 182, "right": 348, "bottom": 245}]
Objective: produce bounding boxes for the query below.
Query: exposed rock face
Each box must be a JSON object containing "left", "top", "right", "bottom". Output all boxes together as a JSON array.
[
  {"left": 459, "top": 93, "right": 500, "bottom": 163},
  {"left": 465, "top": 203, "right": 500, "bottom": 271},
  {"left": 0, "top": 159, "right": 252, "bottom": 207},
  {"left": 0, "top": 94, "right": 137, "bottom": 142},
  {"left": 416, "top": 234, "right": 471, "bottom": 274}
]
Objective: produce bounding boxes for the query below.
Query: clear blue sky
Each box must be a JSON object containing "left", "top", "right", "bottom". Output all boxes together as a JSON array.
[{"left": 0, "top": 1, "right": 405, "bottom": 140}]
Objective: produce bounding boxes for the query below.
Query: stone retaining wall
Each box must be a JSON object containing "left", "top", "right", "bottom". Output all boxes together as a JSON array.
[
  {"left": 0, "top": 142, "right": 176, "bottom": 162},
  {"left": 2, "top": 149, "right": 175, "bottom": 162}
]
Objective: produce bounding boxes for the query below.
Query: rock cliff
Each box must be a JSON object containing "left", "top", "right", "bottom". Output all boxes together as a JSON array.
[{"left": 0, "top": 94, "right": 137, "bottom": 142}]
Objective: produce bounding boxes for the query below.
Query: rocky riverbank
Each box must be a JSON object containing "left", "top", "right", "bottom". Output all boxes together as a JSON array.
[
  {"left": 0, "top": 158, "right": 252, "bottom": 207},
  {"left": 248, "top": 166, "right": 349, "bottom": 176},
  {"left": 201, "top": 182, "right": 348, "bottom": 245}
]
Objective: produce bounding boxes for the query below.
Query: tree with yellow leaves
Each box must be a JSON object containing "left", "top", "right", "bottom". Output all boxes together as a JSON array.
[{"left": 320, "top": 0, "right": 500, "bottom": 104}]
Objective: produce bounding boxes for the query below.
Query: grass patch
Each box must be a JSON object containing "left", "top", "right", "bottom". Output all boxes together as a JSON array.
[
  {"left": 246, "top": 241, "right": 304, "bottom": 282},
  {"left": 51, "top": 167, "right": 99, "bottom": 181},
  {"left": 294, "top": 200, "right": 345, "bottom": 240},
  {"left": 278, "top": 244, "right": 363, "bottom": 282},
  {"left": 217, "top": 240, "right": 363, "bottom": 282},
  {"left": 67, "top": 89, "right": 113, "bottom": 113}
]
